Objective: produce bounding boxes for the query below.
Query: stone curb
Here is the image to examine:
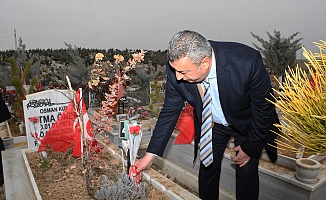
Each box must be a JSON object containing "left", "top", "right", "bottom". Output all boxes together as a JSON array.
[
  {"left": 150, "top": 179, "right": 166, "bottom": 192},
  {"left": 165, "top": 190, "right": 184, "bottom": 200},
  {"left": 21, "top": 148, "right": 42, "bottom": 200}
]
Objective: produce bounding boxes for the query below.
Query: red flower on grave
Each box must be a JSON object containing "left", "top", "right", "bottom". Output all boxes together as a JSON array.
[
  {"left": 29, "top": 117, "right": 39, "bottom": 124},
  {"left": 29, "top": 116, "right": 41, "bottom": 144},
  {"left": 129, "top": 125, "right": 141, "bottom": 136}
]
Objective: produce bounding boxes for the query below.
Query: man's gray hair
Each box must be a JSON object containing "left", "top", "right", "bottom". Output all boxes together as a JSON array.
[{"left": 168, "top": 30, "right": 212, "bottom": 66}]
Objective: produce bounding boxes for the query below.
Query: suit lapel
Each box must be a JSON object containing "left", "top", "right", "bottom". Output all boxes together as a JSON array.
[
  {"left": 216, "top": 66, "right": 230, "bottom": 111},
  {"left": 210, "top": 41, "right": 231, "bottom": 113}
]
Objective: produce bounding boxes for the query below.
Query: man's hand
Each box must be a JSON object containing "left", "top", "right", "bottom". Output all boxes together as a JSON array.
[
  {"left": 231, "top": 145, "right": 251, "bottom": 167},
  {"left": 131, "top": 153, "right": 156, "bottom": 180}
]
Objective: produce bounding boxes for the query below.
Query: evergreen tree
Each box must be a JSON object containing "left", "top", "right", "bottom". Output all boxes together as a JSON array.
[
  {"left": 64, "top": 43, "right": 91, "bottom": 87},
  {"left": 16, "top": 37, "right": 28, "bottom": 68},
  {"left": 128, "top": 67, "right": 158, "bottom": 107},
  {"left": 251, "top": 30, "right": 302, "bottom": 77},
  {"left": 9, "top": 57, "right": 31, "bottom": 121},
  {"left": 148, "top": 79, "right": 165, "bottom": 117},
  {"left": 0, "top": 65, "right": 11, "bottom": 86},
  {"left": 14, "top": 38, "right": 40, "bottom": 89}
]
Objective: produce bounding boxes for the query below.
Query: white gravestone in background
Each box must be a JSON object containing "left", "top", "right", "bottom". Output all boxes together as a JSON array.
[{"left": 23, "top": 90, "right": 72, "bottom": 149}]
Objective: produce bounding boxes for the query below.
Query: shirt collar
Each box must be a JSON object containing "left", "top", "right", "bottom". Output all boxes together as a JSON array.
[{"left": 207, "top": 51, "right": 216, "bottom": 81}]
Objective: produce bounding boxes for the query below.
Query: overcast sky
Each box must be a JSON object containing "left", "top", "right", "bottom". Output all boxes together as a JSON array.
[{"left": 1, "top": 0, "right": 325, "bottom": 58}]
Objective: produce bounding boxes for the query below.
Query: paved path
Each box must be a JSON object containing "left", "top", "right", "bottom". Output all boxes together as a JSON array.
[{"left": 2, "top": 147, "right": 36, "bottom": 200}]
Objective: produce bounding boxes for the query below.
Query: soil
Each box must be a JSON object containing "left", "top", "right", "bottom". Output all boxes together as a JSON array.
[{"left": 24, "top": 145, "right": 169, "bottom": 200}]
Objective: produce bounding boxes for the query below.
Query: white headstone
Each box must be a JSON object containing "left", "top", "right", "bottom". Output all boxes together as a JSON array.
[{"left": 23, "top": 90, "right": 72, "bottom": 148}]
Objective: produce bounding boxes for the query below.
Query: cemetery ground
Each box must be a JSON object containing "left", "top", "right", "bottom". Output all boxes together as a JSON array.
[
  {"left": 24, "top": 145, "right": 169, "bottom": 200},
  {"left": 0, "top": 118, "right": 304, "bottom": 200},
  {"left": 0, "top": 122, "right": 175, "bottom": 200},
  {"left": 2, "top": 104, "right": 320, "bottom": 199},
  {"left": 1, "top": 142, "right": 173, "bottom": 200},
  {"left": 0, "top": 186, "right": 3, "bottom": 199}
]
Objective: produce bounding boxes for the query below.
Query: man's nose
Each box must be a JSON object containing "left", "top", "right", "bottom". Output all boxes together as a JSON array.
[{"left": 175, "top": 72, "right": 184, "bottom": 80}]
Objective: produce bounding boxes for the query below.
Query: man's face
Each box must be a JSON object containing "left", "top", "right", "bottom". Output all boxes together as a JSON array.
[{"left": 170, "top": 56, "right": 211, "bottom": 83}]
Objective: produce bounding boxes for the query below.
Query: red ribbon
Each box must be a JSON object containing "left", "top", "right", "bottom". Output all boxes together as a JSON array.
[{"left": 128, "top": 165, "right": 141, "bottom": 185}]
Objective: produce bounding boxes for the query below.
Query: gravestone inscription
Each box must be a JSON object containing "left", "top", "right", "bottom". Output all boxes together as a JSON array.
[{"left": 23, "top": 90, "right": 72, "bottom": 148}]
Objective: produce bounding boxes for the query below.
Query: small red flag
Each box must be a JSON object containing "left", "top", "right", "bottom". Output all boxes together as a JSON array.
[
  {"left": 36, "top": 81, "right": 41, "bottom": 91},
  {"left": 72, "top": 88, "right": 95, "bottom": 157},
  {"left": 38, "top": 88, "right": 95, "bottom": 157}
]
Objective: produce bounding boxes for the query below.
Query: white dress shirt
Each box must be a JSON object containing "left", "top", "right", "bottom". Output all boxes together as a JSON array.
[{"left": 201, "top": 51, "right": 229, "bottom": 126}]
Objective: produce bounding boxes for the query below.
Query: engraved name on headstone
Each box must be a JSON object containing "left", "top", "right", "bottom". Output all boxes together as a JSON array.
[{"left": 23, "top": 90, "right": 72, "bottom": 148}]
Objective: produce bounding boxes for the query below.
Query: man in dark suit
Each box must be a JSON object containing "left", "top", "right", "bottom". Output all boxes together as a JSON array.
[
  {"left": 134, "top": 30, "right": 279, "bottom": 200},
  {"left": 0, "top": 94, "right": 11, "bottom": 186}
]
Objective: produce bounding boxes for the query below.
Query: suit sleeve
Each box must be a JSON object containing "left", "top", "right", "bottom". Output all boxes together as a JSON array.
[{"left": 146, "top": 65, "right": 185, "bottom": 156}]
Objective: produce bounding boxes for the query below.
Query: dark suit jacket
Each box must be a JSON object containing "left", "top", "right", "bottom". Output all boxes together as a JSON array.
[
  {"left": 0, "top": 95, "right": 11, "bottom": 151},
  {"left": 0, "top": 95, "right": 11, "bottom": 124},
  {"left": 147, "top": 41, "right": 279, "bottom": 162}
]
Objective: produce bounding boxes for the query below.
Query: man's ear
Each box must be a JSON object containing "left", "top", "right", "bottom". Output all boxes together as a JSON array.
[{"left": 202, "top": 57, "right": 211, "bottom": 69}]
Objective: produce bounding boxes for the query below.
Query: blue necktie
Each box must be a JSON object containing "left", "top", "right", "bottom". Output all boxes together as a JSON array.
[{"left": 200, "top": 81, "right": 213, "bottom": 167}]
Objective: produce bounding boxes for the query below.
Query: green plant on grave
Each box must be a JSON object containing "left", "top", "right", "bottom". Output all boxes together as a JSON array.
[
  {"left": 40, "top": 157, "right": 53, "bottom": 170},
  {"left": 268, "top": 41, "right": 326, "bottom": 156},
  {"left": 148, "top": 79, "right": 165, "bottom": 117},
  {"left": 96, "top": 171, "right": 147, "bottom": 200}
]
